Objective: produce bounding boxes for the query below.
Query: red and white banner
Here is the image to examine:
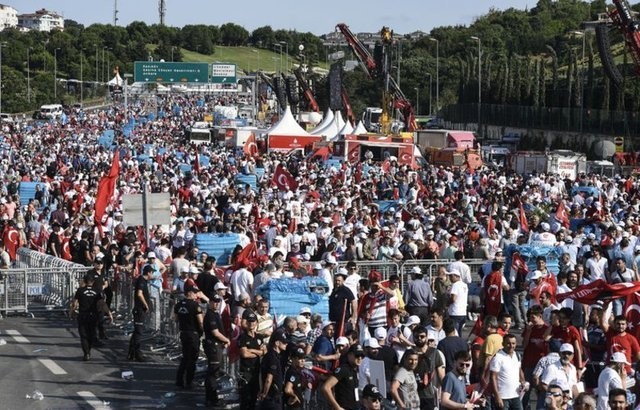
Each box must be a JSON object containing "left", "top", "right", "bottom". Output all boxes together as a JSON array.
[
  {"left": 94, "top": 149, "right": 120, "bottom": 236},
  {"left": 243, "top": 133, "right": 258, "bottom": 157},
  {"left": 272, "top": 164, "right": 298, "bottom": 191},
  {"left": 556, "top": 279, "right": 640, "bottom": 305}
]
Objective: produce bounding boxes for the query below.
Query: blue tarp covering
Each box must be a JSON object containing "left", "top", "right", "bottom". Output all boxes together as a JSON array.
[
  {"left": 175, "top": 152, "right": 185, "bottom": 161},
  {"left": 324, "top": 158, "right": 342, "bottom": 170},
  {"left": 235, "top": 174, "right": 258, "bottom": 192},
  {"left": 505, "top": 244, "right": 563, "bottom": 276},
  {"left": 179, "top": 164, "right": 192, "bottom": 173},
  {"left": 375, "top": 200, "right": 399, "bottom": 213},
  {"left": 255, "top": 168, "right": 265, "bottom": 179},
  {"left": 19, "top": 182, "right": 45, "bottom": 206},
  {"left": 194, "top": 233, "right": 241, "bottom": 265},
  {"left": 256, "top": 277, "right": 330, "bottom": 320},
  {"left": 571, "top": 186, "right": 599, "bottom": 197},
  {"left": 199, "top": 155, "right": 210, "bottom": 168}
]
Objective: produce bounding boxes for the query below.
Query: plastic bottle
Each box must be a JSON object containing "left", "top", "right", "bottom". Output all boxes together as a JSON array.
[{"left": 26, "top": 390, "right": 44, "bottom": 400}]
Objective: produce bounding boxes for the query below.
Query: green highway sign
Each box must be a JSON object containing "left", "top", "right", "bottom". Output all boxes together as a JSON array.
[
  {"left": 134, "top": 62, "right": 209, "bottom": 83},
  {"left": 211, "top": 63, "right": 237, "bottom": 84}
]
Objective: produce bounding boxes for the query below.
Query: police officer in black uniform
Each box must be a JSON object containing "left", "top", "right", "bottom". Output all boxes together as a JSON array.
[
  {"left": 71, "top": 275, "right": 102, "bottom": 361},
  {"left": 258, "top": 330, "right": 289, "bottom": 409},
  {"left": 238, "top": 311, "right": 266, "bottom": 409},
  {"left": 128, "top": 265, "right": 153, "bottom": 361},
  {"left": 84, "top": 255, "right": 110, "bottom": 341},
  {"left": 284, "top": 347, "right": 307, "bottom": 410},
  {"left": 174, "top": 285, "right": 204, "bottom": 389},
  {"left": 203, "top": 294, "right": 230, "bottom": 407},
  {"left": 322, "top": 344, "right": 365, "bottom": 410}
]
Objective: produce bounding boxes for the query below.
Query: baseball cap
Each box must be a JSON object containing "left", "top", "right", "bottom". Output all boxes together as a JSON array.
[
  {"left": 214, "top": 282, "right": 227, "bottom": 290},
  {"left": 184, "top": 284, "right": 199, "bottom": 293},
  {"left": 313, "top": 263, "right": 323, "bottom": 270},
  {"left": 530, "top": 270, "right": 544, "bottom": 280},
  {"left": 211, "top": 295, "right": 222, "bottom": 303},
  {"left": 322, "top": 320, "right": 334, "bottom": 329},
  {"left": 189, "top": 266, "right": 200, "bottom": 274},
  {"left": 291, "top": 347, "right": 306, "bottom": 358},
  {"left": 362, "top": 384, "right": 384, "bottom": 400},
  {"left": 245, "top": 312, "right": 258, "bottom": 322},
  {"left": 348, "top": 344, "right": 365, "bottom": 356},
  {"left": 405, "top": 315, "right": 421, "bottom": 327},
  {"left": 273, "top": 331, "right": 288, "bottom": 344},
  {"left": 411, "top": 266, "right": 422, "bottom": 274},
  {"left": 560, "top": 343, "right": 574, "bottom": 353},
  {"left": 374, "top": 327, "right": 387, "bottom": 340},
  {"left": 365, "top": 338, "right": 380, "bottom": 349},
  {"left": 147, "top": 251, "right": 156, "bottom": 259},
  {"left": 446, "top": 270, "right": 461, "bottom": 276},
  {"left": 368, "top": 270, "right": 382, "bottom": 282},
  {"left": 549, "top": 378, "right": 570, "bottom": 392},
  {"left": 336, "top": 336, "right": 349, "bottom": 346},
  {"left": 610, "top": 351, "right": 630, "bottom": 364},
  {"left": 299, "top": 307, "right": 312, "bottom": 315}
]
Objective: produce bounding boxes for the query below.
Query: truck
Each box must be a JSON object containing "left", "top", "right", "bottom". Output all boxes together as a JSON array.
[
  {"left": 509, "top": 150, "right": 587, "bottom": 180},
  {"left": 414, "top": 129, "right": 475, "bottom": 150}
]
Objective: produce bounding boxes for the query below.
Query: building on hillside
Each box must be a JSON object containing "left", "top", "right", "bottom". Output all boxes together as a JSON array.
[
  {"left": 18, "top": 8, "right": 64, "bottom": 32},
  {"left": 0, "top": 4, "right": 18, "bottom": 31}
]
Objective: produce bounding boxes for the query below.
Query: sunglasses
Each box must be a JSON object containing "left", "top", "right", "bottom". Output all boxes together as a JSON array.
[
  {"left": 458, "top": 362, "right": 472, "bottom": 368},
  {"left": 355, "top": 354, "right": 366, "bottom": 359},
  {"left": 369, "top": 398, "right": 381, "bottom": 403},
  {"left": 546, "top": 392, "right": 563, "bottom": 397}
]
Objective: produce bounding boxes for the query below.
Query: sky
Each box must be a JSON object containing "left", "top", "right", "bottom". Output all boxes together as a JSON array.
[{"left": 10, "top": 0, "right": 536, "bottom": 35}]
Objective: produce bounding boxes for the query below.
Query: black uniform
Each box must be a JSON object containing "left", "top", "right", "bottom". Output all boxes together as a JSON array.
[
  {"left": 74, "top": 284, "right": 101, "bottom": 358},
  {"left": 85, "top": 269, "right": 108, "bottom": 340},
  {"left": 128, "top": 274, "right": 150, "bottom": 360},
  {"left": 332, "top": 365, "right": 359, "bottom": 410},
  {"left": 238, "top": 331, "right": 263, "bottom": 409},
  {"left": 203, "top": 307, "right": 224, "bottom": 405},
  {"left": 174, "top": 297, "right": 203, "bottom": 388},
  {"left": 329, "top": 285, "right": 355, "bottom": 333},
  {"left": 284, "top": 366, "right": 305, "bottom": 410},
  {"left": 260, "top": 348, "right": 284, "bottom": 409}
]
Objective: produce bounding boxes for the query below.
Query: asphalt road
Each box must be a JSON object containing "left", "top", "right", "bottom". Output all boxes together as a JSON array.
[{"left": 0, "top": 314, "right": 206, "bottom": 409}]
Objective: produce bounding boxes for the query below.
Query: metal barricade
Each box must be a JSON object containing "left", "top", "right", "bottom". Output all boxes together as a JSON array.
[{"left": 0, "top": 270, "right": 28, "bottom": 315}]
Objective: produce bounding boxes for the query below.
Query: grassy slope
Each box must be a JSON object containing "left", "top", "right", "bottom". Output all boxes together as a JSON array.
[{"left": 181, "top": 46, "right": 299, "bottom": 74}]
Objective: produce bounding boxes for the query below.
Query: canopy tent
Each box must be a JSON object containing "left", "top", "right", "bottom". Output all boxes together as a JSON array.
[
  {"left": 336, "top": 119, "right": 354, "bottom": 140},
  {"left": 267, "top": 106, "right": 320, "bottom": 152},
  {"left": 313, "top": 110, "right": 346, "bottom": 139},
  {"left": 309, "top": 109, "right": 334, "bottom": 135},
  {"left": 352, "top": 121, "right": 369, "bottom": 135},
  {"left": 267, "top": 106, "right": 311, "bottom": 137},
  {"left": 107, "top": 73, "right": 123, "bottom": 86}
]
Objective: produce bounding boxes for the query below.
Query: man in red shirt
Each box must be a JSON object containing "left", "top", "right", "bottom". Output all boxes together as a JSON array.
[
  {"left": 603, "top": 314, "right": 640, "bottom": 375},
  {"left": 548, "top": 307, "right": 583, "bottom": 372},
  {"left": 521, "top": 305, "right": 548, "bottom": 409}
]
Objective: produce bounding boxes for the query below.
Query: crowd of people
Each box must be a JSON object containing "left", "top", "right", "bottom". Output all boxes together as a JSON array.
[{"left": 8, "top": 94, "right": 640, "bottom": 409}]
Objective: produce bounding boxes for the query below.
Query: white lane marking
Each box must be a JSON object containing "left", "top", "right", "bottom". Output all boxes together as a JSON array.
[
  {"left": 77, "top": 391, "right": 110, "bottom": 409},
  {"left": 38, "top": 358, "right": 67, "bottom": 375},
  {"left": 5, "top": 329, "right": 30, "bottom": 343}
]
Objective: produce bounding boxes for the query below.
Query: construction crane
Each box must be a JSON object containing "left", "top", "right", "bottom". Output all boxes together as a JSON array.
[
  {"left": 158, "top": 0, "right": 166, "bottom": 26},
  {"left": 293, "top": 68, "right": 320, "bottom": 112},
  {"left": 335, "top": 23, "right": 417, "bottom": 133}
]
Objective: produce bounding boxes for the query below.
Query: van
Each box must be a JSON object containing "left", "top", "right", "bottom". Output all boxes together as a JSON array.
[{"left": 39, "top": 104, "right": 63, "bottom": 119}]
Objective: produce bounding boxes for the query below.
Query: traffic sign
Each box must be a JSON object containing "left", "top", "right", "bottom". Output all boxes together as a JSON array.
[
  {"left": 211, "top": 64, "right": 237, "bottom": 84},
  {"left": 134, "top": 62, "right": 209, "bottom": 83}
]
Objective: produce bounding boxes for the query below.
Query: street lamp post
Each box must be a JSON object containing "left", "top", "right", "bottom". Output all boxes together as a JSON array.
[
  {"left": 429, "top": 37, "right": 439, "bottom": 113},
  {"left": 95, "top": 45, "right": 98, "bottom": 85},
  {"left": 470, "top": 36, "right": 481, "bottom": 137},
  {"left": 572, "top": 30, "right": 586, "bottom": 134},
  {"left": 102, "top": 46, "right": 107, "bottom": 83},
  {"left": 414, "top": 87, "right": 419, "bottom": 116},
  {"left": 274, "top": 43, "right": 283, "bottom": 74},
  {"left": 252, "top": 49, "right": 259, "bottom": 71},
  {"left": 171, "top": 46, "right": 175, "bottom": 62},
  {"left": 54, "top": 47, "right": 61, "bottom": 101},
  {"left": 80, "top": 49, "right": 84, "bottom": 106},
  {"left": 0, "top": 43, "right": 5, "bottom": 113},
  {"left": 280, "top": 41, "right": 288, "bottom": 72},
  {"left": 27, "top": 47, "right": 32, "bottom": 103},
  {"left": 427, "top": 73, "right": 433, "bottom": 115}
]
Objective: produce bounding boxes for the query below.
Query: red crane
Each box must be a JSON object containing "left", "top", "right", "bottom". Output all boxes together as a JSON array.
[
  {"left": 609, "top": 0, "right": 640, "bottom": 75},
  {"left": 293, "top": 68, "right": 320, "bottom": 112},
  {"left": 335, "top": 23, "right": 417, "bottom": 132}
]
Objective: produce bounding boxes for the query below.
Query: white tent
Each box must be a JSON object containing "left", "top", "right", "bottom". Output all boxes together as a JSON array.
[
  {"left": 267, "top": 106, "right": 311, "bottom": 136},
  {"left": 107, "top": 72, "right": 123, "bottom": 86},
  {"left": 315, "top": 110, "right": 346, "bottom": 140},
  {"left": 337, "top": 120, "right": 354, "bottom": 138},
  {"left": 352, "top": 121, "right": 369, "bottom": 135},
  {"left": 309, "top": 109, "right": 334, "bottom": 135}
]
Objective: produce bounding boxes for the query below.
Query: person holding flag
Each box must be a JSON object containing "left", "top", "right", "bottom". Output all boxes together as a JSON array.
[
  {"left": 480, "top": 260, "right": 509, "bottom": 318},
  {"left": 328, "top": 270, "right": 357, "bottom": 337}
]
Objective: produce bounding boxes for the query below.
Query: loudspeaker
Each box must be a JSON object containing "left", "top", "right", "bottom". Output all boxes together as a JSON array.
[
  {"left": 596, "top": 25, "right": 623, "bottom": 88},
  {"left": 285, "top": 76, "right": 299, "bottom": 105},
  {"left": 329, "top": 63, "right": 343, "bottom": 110}
]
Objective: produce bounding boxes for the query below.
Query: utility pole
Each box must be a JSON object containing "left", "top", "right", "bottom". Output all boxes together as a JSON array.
[
  {"left": 113, "top": 0, "right": 119, "bottom": 25},
  {"left": 429, "top": 37, "right": 439, "bottom": 113},
  {"left": 470, "top": 36, "right": 481, "bottom": 137}
]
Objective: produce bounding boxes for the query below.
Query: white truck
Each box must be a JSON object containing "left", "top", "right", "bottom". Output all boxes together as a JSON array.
[{"left": 509, "top": 150, "right": 587, "bottom": 180}]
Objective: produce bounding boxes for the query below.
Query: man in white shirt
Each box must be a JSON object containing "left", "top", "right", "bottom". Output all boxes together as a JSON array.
[
  {"left": 585, "top": 247, "right": 608, "bottom": 282},
  {"left": 447, "top": 270, "right": 468, "bottom": 337},
  {"left": 540, "top": 343, "right": 578, "bottom": 399},
  {"left": 448, "top": 251, "right": 472, "bottom": 284},
  {"left": 490, "top": 334, "right": 525, "bottom": 410},
  {"left": 596, "top": 352, "right": 628, "bottom": 410},
  {"left": 229, "top": 260, "right": 253, "bottom": 302}
]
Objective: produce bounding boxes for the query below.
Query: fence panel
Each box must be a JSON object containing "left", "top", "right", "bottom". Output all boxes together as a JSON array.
[{"left": 0, "top": 271, "right": 28, "bottom": 314}]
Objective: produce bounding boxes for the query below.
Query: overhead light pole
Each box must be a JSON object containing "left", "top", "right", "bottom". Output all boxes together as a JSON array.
[
  {"left": 273, "top": 43, "right": 283, "bottom": 74},
  {"left": 54, "top": 47, "right": 61, "bottom": 101},
  {"left": 280, "top": 41, "right": 288, "bottom": 72},
  {"left": 414, "top": 87, "right": 419, "bottom": 116},
  {"left": 80, "top": 49, "right": 84, "bottom": 106},
  {"left": 572, "top": 30, "right": 586, "bottom": 134},
  {"left": 429, "top": 37, "right": 439, "bottom": 113},
  {"left": 27, "top": 47, "right": 32, "bottom": 103},
  {"left": 0, "top": 43, "right": 5, "bottom": 113},
  {"left": 470, "top": 36, "right": 481, "bottom": 137}
]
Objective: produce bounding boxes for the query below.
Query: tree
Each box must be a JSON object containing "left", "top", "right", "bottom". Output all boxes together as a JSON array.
[{"left": 220, "top": 23, "right": 248, "bottom": 46}]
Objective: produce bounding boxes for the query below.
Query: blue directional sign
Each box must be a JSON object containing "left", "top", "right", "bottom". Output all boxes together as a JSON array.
[{"left": 134, "top": 62, "right": 209, "bottom": 83}]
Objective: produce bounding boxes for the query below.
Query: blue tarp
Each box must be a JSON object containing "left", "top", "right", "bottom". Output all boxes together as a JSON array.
[
  {"left": 505, "top": 244, "right": 563, "bottom": 276},
  {"left": 256, "top": 277, "right": 330, "bottom": 321},
  {"left": 199, "top": 155, "right": 210, "bottom": 168},
  {"left": 375, "top": 200, "right": 400, "bottom": 213},
  {"left": 255, "top": 168, "right": 265, "bottom": 179},
  {"left": 194, "top": 233, "right": 241, "bottom": 265},
  {"left": 179, "top": 164, "right": 192, "bottom": 173},
  {"left": 235, "top": 174, "right": 258, "bottom": 192},
  {"left": 571, "top": 186, "right": 599, "bottom": 197},
  {"left": 19, "top": 182, "right": 45, "bottom": 206}
]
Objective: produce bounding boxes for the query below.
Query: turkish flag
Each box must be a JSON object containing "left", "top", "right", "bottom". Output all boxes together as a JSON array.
[
  {"left": 3, "top": 227, "right": 19, "bottom": 261},
  {"left": 381, "top": 160, "right": 391, "bottom": 173},
  {"left": 556, "top": 279, "right": 640, "bottom": 305},
  {"left": 519, "top": 202, "right": 529, "bottom": 233},
  {"left": 511, "top": 252, "right": 528, "bottom": 275},
  {"left": 233, "top": 241, "right": 258, "bottom": 270},
  {"left": 243, "top": 133, "right": 258, "bottom": 157},
  {"left": 555, "top": 201, "right": 570, "bottom": 228},
  {"left": 530, "top": 273, "right": 558, "bottom": 304},
  {"left": 94, "top": 149, "right": 120, "bottom": 236},
  {"left": 625, "top": 292, "right": 640, "bottom": 340},
  {"left": 272, "top": 164, "right": 298, "bottom": 191}
]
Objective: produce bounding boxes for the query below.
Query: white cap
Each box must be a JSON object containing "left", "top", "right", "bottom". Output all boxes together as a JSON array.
[
  {"left": 530, "top": 270, "right": 544, "bottom": 280},
  {"left": 296, "top": 315, "right": 310, "bottom": 324},
  {"left": 560, "top": 343, "right": 574, "bottom": 353},
  {"left": 214, "top": 282, "right": 227, "bottom": 290},
  {"left": 189, "top": 266, "right": 199, "bottom": 274},
  {"left": 365, "top": 338, "right": 380, "bottom": 348},
  {"left": 411, "top": 266, "right": 422, "bottom": 274},
  {"left": 322, "top": 320, "right": 335, "bottom": 329},
  {"left": 610, "top": 351, "right": 630, "bottom": 364},
  {"left": 325, "top": 255, "right": 337, "bottom": 264},
  {"left": 446, "top": 270, "right": 461, "bottom": 276},
  {"left": 374, "top": 327, "right": 387, "bottom": 339},
  {"left": 406, "top": 315, "right": 421, "bottom": 327},
  {"left": 335, "top": 336, "right": 349, "bottom": 346},
  {"left": 299, "top": 307, "right": 311, "bottom": 315},
  {"left": 95, "top": 252, "right": 105, "bottom": 260},
  {"left": 541, "top": 222, "right": 551, "bottom": 231},
  {"left": 181, "top": 266, "right": 190, "bottom": 273},
  {"left": 313, "top": 263, "right": 323, "bottom": 270},
  {"left": 337, "top": 267, "right": 348, "bottom": 276},
  {"left": 147, "top": 251, "right": 156, "bottom": 259}
]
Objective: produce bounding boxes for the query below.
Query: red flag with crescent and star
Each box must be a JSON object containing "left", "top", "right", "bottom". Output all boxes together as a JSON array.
[
  {"left": 625, "top": 292, "right": 640, "bottom": 340},
  {"left": 519, "top": 201, "right": 529, "bottom": 233},
  {"left": 482, "top": 271, "right": 503, "bottom": 317},
  {"left": 556, "top": 279, "right": 640, "bottom": 305},
  {"left": 530, "top": 273, "right": 558, "bottom": 304},
  {"left": 94, "top": 149, "right": 120, "bottom": 237},
  {"left": 243, "top": 133, "right": 258, "bottom": 157},
  {"left": 555, "top": 201, "right": 570, "bottom": 229},
  {"left": 272, "top": 164, "right": 298, "bottom": 191},
  {"left": 3, "top": 225, "right": 20, "bottom": 261}
]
